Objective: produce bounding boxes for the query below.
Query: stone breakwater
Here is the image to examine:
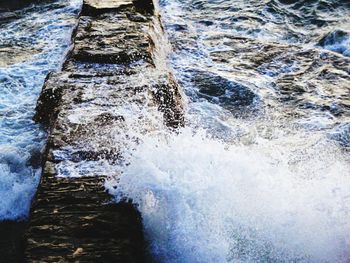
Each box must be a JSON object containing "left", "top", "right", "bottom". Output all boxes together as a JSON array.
[{"left": 1, "top": 0, "right": 184, "bottom": 261}]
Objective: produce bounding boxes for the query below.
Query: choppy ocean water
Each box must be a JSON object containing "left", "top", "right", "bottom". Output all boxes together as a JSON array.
[
  {"left": 109, "top": 0, "right": 350, "bottom": 262},
  {"left": 1, "top": 0, "right": 349, "bottom": 262},
  {"left": 0, "top": 0, "right": 81, "bottom": 219}
]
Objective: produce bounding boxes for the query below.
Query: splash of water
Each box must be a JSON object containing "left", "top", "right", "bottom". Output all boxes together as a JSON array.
[
  {"left": 108, "top": 128, "right": 350, "bottom": 262},
  {"left": 107, "top": 0, "right": 350, "bottom": 261}
]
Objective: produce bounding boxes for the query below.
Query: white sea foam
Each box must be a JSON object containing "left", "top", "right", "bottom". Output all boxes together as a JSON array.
[
  {"left": 0, "top": 0, "right": 81, "bottom": 220},
  {"left": 108, "top": 128, "right": 350, "bottom": 262},
  {"left": 104, "top": 0, "right": 350, "bottom": 261}
]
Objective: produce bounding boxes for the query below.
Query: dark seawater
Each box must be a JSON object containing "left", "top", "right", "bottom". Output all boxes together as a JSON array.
[
  {"left": 110, "top": 0, "right": 350, "bottom": 262},
  {"left": 161, "top": 0, "right": 350, "bottom": 131},
  {"left": 0, "top": 0, "right": 80, "bottom": 219}
]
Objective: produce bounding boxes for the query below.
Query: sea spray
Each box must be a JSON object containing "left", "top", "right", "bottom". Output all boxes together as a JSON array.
[
  {"left": 105, "top": 0, "right": 350, "bottom": 261},
  {"left": 107, "top": 128, "right": 350, "bottom": 262}
]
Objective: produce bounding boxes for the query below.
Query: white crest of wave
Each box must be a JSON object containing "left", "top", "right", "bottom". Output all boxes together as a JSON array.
[{"left": 107, "top": 128, "right": 350, "bottom": 262}]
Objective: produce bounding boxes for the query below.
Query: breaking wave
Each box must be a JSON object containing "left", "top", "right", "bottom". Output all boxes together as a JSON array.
[{"left": 108, "top": 128, "right": 350, "bottom": 262}]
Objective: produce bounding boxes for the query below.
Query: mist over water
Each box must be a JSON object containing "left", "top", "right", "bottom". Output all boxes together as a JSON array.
[
  {"left": 109, "top": 0, "right": 350, "bottom": 262},
  {"left": 0, "top": 0, "right": 81, "bottom": 219}
]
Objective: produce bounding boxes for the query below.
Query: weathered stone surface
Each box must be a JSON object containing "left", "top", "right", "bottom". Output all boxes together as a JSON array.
[
  {"left": 72, "top": 14, "right": 152, "bottom": 64},
  {"left": 25, "top": 174, "right": 145, "bottom": 262},
  {"left": 25, "top": 0, "right": 183, "bottom": 261}
]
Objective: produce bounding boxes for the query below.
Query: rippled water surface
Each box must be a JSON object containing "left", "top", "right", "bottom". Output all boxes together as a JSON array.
[
  {"left": 111, "top": 0, "right": 350, "bottom": 262},
  {"left": 0, "top": 0, "right": 80, "bottom": 219}
]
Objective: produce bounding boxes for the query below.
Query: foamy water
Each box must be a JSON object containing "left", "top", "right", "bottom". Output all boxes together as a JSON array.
[
  {"left": 7, "top": 0, "right": 346, "bottom": 260},
  {"left": 108, "top": 128, "right": 350, "bottom": 262},
  {"left": 0, "top": 0, "right": 81, "bottom": 219},
  {"left": 107, "top": 0, "right": 350, "bottom": 262}
]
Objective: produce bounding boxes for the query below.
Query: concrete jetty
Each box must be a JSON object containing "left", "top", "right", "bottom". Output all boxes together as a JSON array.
[{"left": 22, "top": 0, "right": 183, "bottom": 261}]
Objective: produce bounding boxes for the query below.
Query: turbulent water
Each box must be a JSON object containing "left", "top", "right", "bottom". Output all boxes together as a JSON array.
[
  {"left": 109, "top": 0, "right": 350, "bottom": 262},
  {"left": 0, "top": 0, "right": 80, "bottom": 219},
  {"left": 1, "top": 0, "right": 349, "bottom": 261}
]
